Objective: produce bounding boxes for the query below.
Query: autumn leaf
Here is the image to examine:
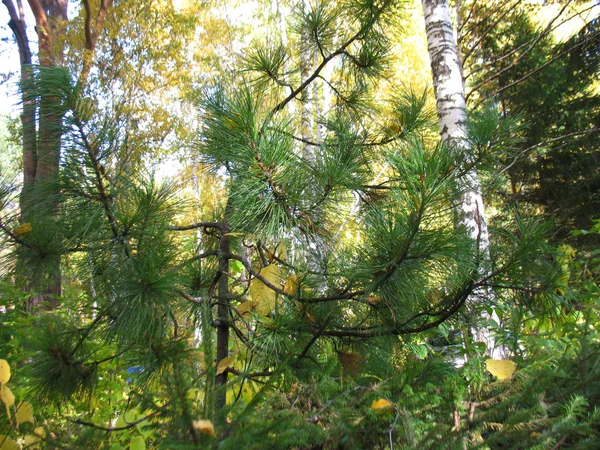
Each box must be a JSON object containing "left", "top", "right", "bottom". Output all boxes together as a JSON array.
[
  {"left": 0, "top": 435, "right": 18, "bottom": 450},
  {"left": 13, "top": 223, "right": 32, "bottom": 237},
  {"left": 486, "top": 359, "right": 517, "bottom": 380},
  {"left": 0, "top": 384, "right": 14, "bottom": 418},
  {"left": 216, "top": 355, "right": 236, "bottom": 375},
  {"left": 16, "top": 401, "right": 34, "bottom": 424},
  {"left": 236, "top": 301, "right": 254, "bottom": 316},
  {"left": 367, "top": 296, "right": 380, "bottom": 305},
  {"left": 371, "top": 398, "right": 393, "bottom": 411},
  {"left": 0, "top": 360, "right": 10, "bottom": 384},
  {"left": 23, "top": 428, "right": 44, "bottom": 448},
  {"left": 249, "top": 264, "right": 281, "bottom": 315},
  {"left": 283, "top": 274, "right": 299, "bottom": 295},
  {"left": 276, "top": 241, "right": 287, "bottom": 260},
  {"left": 193, "top": 419, "right": 216, "bottom": 437}
]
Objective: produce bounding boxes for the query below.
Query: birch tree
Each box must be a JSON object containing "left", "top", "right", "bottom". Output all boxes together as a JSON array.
[{"left": 421, "top": 0, "right": 501, "bottom": 357}]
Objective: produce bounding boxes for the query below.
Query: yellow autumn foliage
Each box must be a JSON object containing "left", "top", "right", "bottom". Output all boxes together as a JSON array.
[
  {"left": 0, "top": 360, "right": 10, "bottom": 384},
  {"left": 216, "top": 355, "right": 236, "bottom": 376},
  {"left": 370, "top": 398, "right": 393, "bottom": 411},
  {"left": 486, "top": 359, "right": 517, "bottom": 380},
  {"left": 249, "top": 264, "right": 281, "bottom": 315},
  {"left": 16, "top": 401, "right": 34, "bottom": 424},
  {"left": 12, "top": 223, "right": 32, "bottom": 237}
]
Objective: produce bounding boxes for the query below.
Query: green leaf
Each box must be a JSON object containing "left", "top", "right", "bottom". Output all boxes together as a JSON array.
[{"left": 129, "top": 436, "right": 145, "bottom": 450}]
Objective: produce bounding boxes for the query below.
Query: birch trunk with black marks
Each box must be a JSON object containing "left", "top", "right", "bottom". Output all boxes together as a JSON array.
[{"left": 422, "top": 0, "right": 502, "bottom": 359}]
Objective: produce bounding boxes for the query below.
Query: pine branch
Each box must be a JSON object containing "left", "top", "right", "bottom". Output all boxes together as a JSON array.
[
  {"left": 271, "top": 0, "right": 391, "bottom": 115},
  {"left": 167, "top": 221, "right": 224, "bottom": 231}
]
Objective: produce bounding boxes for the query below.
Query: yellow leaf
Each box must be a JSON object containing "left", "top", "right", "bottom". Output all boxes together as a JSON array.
[
  {"left": 249, "top": 264, "right": 281, "bottom": 316},
  {"left": 16, "top": 401, "right": 34, "bottom": 424},
  {"left": 283, "top": 274, "right": 299, "bottom": 295},
  {"left": 193, "top": 419, "right": 216, "bottom": 437},
  {"left": 24, "top": 428, "right": 44, "bottom": 448},
  {"left": 0, "top": 360, "right": 10, "bottom": 384},
  {"left": 222, "top": 232, "right": 245, "bottom": 237},
  {"left": 0, "top": 385, "right": 14, "bottom": 418},
  {"left": 236, "top": 301, "right": 254, "bottom": 316},
  {"left": 186, "top": 388, "right": 199, "bottom": 401},
  {"left": 13, "top": 223, "right": 32, "bottom": 237},
  {"left": 276, "top": 241, "right": 287, "bottom": 260},
  {"left": 0, "top": 436, "right": 18, "bottom": 450},
  {"left": 216, "top": 355, "right": 235, "bottom": 376},
  {"left": 486, "top": 359, "right": 517, "bottom": 380},
  {"left": 24, "top": 434, "right": 41, "bottom": 447},
  {"left": 370, "top": 398, "right": 393, "bottom": 411}
]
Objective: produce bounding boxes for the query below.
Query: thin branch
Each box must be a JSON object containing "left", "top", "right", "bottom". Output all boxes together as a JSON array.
[
  {"left": 461, "top": 0, "right": 519, "bottom": 65},
  {"left": 466, "top": 2, "right": 596, "bottom": 79},
  {"left": 226, "top": 367, "right": 274, "bottom": 378},
  {"left": 67, "top": 410, "right": 159, "bottom": 432},
  {"left": 167, "top": 221, "right": 224, "bottom": 231},
  {"left": 175, "top": 249, "right": 220, "bottom": 269},
  {"left": 470, "top": 28, "right": 600, "bottom": 106},
  {"left": 499, "top": 127, "right": 600, "bottom": 175},
  {"left": 271, "top": 1, "right": 389, "bottom": 115},
  {"left": 176, "top": 289, "right": 208, "bottom": 304}
]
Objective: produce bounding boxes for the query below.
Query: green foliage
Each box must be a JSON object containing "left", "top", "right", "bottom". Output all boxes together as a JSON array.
[{"left": 0, "top": 0, "right": 597, "bottom": 449}]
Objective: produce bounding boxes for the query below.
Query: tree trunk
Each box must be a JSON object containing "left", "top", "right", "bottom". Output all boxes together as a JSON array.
[
  {"left": 2, "top": 0, "right": 37, "bottom": 216},
  {"left": 215, "top": 214, "right": 231, "bottom": 412},
  {"left": 421, "top": 0, "right": 502, "bottom": 358}
]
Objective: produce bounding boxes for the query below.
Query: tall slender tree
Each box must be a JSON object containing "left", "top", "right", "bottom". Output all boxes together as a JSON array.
[
  {"left": 421, "top": 0, "right": 501, "bottom": 357},
  {"left": 2, "top": 0, "right": 113, "bottom": 309}
]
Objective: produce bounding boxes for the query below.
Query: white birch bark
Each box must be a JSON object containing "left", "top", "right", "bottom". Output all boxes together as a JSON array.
[{"left": 422, "top": 0, "right": 503, "bottom": 359}]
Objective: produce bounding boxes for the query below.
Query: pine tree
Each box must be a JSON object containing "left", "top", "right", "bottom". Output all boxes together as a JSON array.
[{"left": 0, "top": 0, "right": 558, "bottom": 447}]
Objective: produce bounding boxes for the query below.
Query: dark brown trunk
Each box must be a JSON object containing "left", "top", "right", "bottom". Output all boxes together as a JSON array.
[
  {"left": 2, "top": 0, "right": 37, "bottom": 217},
  {"left": 23, "top": 0, "right": 67, "bottom": 311},
  {"left": 215, "top": 227, "right": 231, "bottom": 412}
]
